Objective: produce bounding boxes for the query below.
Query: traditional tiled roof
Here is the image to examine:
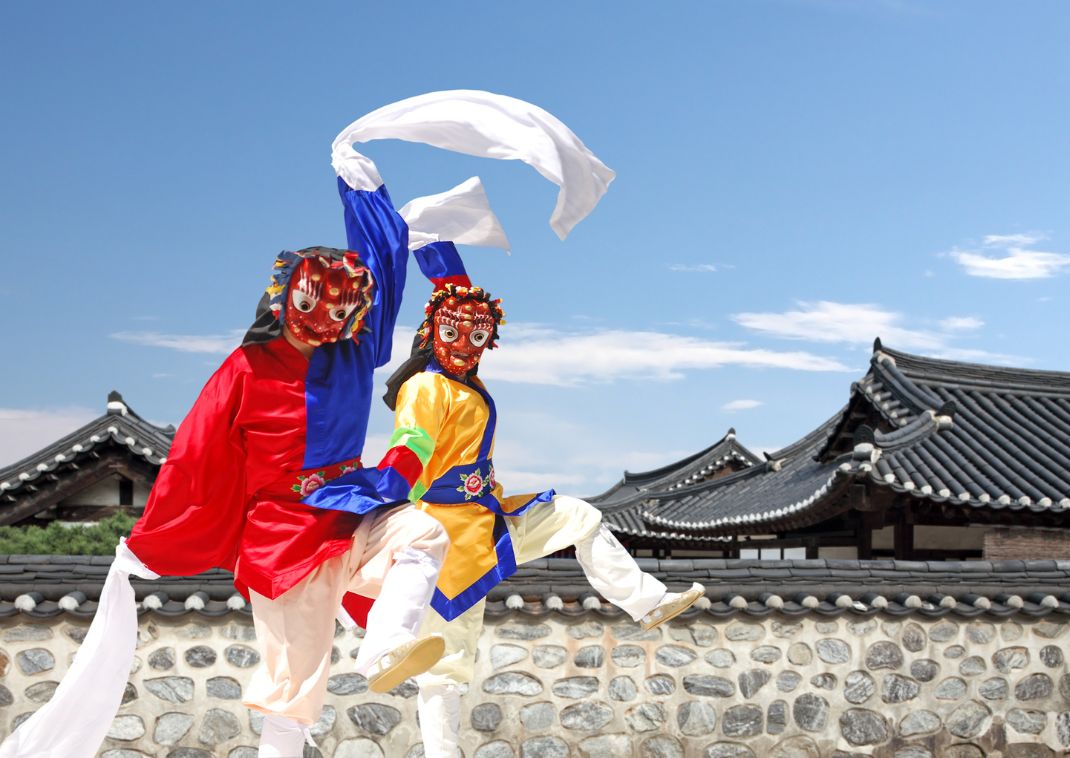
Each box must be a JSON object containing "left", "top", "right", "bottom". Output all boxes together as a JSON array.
[
  {"left": 1, "top": 555, "right": 1067, "bottom": 621},
  {"left": 598, "top": 341, "right": 1070, "bottom": 539},
  {"left": 0, "top": 392, "right": 174, "bottom": 524}
]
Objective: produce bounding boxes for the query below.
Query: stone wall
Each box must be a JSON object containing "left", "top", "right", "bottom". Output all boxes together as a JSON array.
[{"left": 1, "top": 610, "right": 1068, "bottom": 757}]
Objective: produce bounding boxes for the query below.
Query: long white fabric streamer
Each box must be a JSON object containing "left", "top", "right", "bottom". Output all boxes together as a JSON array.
[
  {"left": 0, "top": 539, "right": 158, "bottom": 758},
  {"left": 399, "top": 176, "right": 510, "bottom": 252},
  {"left": 333, "top": 89, "right": 615, "bottom": 240}
]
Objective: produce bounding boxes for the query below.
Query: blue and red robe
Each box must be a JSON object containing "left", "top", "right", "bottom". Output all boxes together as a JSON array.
[{"left": 127, "top": 180, "right": 414, "bottom": 601}]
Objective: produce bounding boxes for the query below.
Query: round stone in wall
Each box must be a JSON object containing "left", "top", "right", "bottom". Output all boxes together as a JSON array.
[
  {"left": 224, "top": 644, "right": 259, "bottom": 668},
  {"left": 946, "top": 700, "right": 992, "bottom": 739},
  {"left": 979, "top": 676, "right": 1008, "bottom": 700},
  {"left": 893, "top": 748, "right": 932, "bottom": 758},
  {"left": 772, "top": 620, "right": 802, "bottom": 638},
  {"left": 608, "top": 675, "right": 637, "bottom": 702},
  {"left": 767, "top": 700, "right": 787, "bottom": 735},
  {"left": 4, "top": 626, "right": 52, "bottom": 643},
  {"left": 959, "top": 656, "right": 986, "bottom": 677},
  {"left": 703, "top": 741, "right": 755, "bottom": 757},
  {"left": 308, "top": 707, "right": 336, "bottom": 741},
  {"left": 165, "top": 750, "right": 216, "bottom": 758},
  {"left": 739, "top": 669, "right": 771, "bottom": 698},
  {"left": 206, "top": 676, "right": 242, "bottom": 700},
  {"left": 682, "top": 675, "right": 732, "bottom": 697},
  {"left": 816, "top": 638, "right": 851, "bottom": 664},
  {"left": 965, "top": 621, "right": 995, "bottom": 644},
  {"left": 810, "top": 673, "right": 836, "bottom": 691},
  {"left": 656, "top": 645, "right": 697, "bottom": 667},
  {"left": 520, "top": 735, "right": 569, "bottom": 758},
  {"left": 101, "top": 751, "right": 153, "bottom": 758},
  {"left": 1056, "top": 712, "right": 1070, "bottom": 749},
  {"left": 107, "top": 715, "right": 146, "bottom": 741},
  {"left": 0, "top": 685, "right": 13, "bottom": 707},
  {"left": 148, "top": 647, "right": 175, "bottom": 670},
  {"left": 793, "top": 693, "right": 829, "bottom": 732},
  {"left": 928, "top": 621, "right": 958, "bottom": 642},
  {"left": 198, "top": 708, "right": 241, "bottom": 747},
  {"left": 1040, "top": 645, "right": 1064, "bottom": 668},
  {"left": 327, "top": 673, "right": 368, "bottom": 696},
  {"left": 844, "top": 671, "right": 876, "bottom": 705},
  {"left": 910, "top": 659, "right": 940, "bottom": 682},
  {"left": 532, "top": 645, "right": 567, "bottom": 669},
  {"left": 750, "top": 645, "right": 781, "bottom": 664},
  {"left": 847, "top": 620, "right": 877, "bottom": 637},
  {"left": 769, "top": 736, "right": 821, "bottom": 758},
  {"left": 520, "top": 701, "right": 556, "bottom": 732},
  {"left": 24, "top": 681, "right": 57, "bottom": 704},
  {"left": 347, "top": 704, "right": 402, "bottom": 736},
  {"left": 935, "top": 677, "right": 967, "bottom": 700},
  {"left": 154, "top": 712, "right": 195, "bottom": 746},
  {"left": 674, "top": 622, "right": 717, "bottom": 647},
  {"left": 639, "top": 735, "right": 684, "bottom": 758},
  {"left": 497, "top": 622, "right": 551, "bottom": 641},
  {"left": 611, "top": 645, "right": 645, "bottom": 668},
  {"left": 1015, "top": 673, "right": 1053, "bottom": 701},
  {"left": 815, "top": 621, "right": 839, "bottom": 634},
  {"left": 944, "top": 645, "right": 966, "bottom": 660},
  {"left": 1000, "top": 622, "right": 1024, "bottom": 642},
  {"left": 16, "top": 648, "right": 54, "bottom": 675},
  {"left": 725, "top": 623, "right": 763, "bottom": 641},
  {"left": 722, "top": 704, "right": 763, "bottom": 737},
  {"left": 483, "top": 672, "right": 543, "bottom": 696},
  {"left": 472, "top": 702, "right": 502, "bottom": 732},
  {"left": 776, "top": 671, "right": 802, "bottom": 693},
  {"left": 552, "top": 676, "right": 599, "bottom": 699},
  {"left": 645, "top": 674, "right": 676, "bottom": 696},
  {"left": 183, "top": 645, "right": 216, "bottom": 668},
  {"left": 1006, "top": 708, "right": 1046, "bottom": 735},
  {"left": 1060, "top": 673, "right": 1070, "bottom": 702},
  {"left": 881, "top": 673, "right": 919, "bottom": 704},
  {"left": 574, "top": 645, "right": 605, "bottom": 668},
  {"left": 567, "top": 621, "right": 603, "bottom": 640},
  {"left": 578, "top": 734, "right": 631, "bottom": 757},
  {"left": 787, "top": 642, "right": 812, "bottom": 665},
  {"left": 839, "top": 708, "right": 889, "bottom": 746},
  {"left": 993, "top": 646, "right": 1030, "bottom": 674},
  {"left": 144, "top": 676, "right": 194, "bottom": 704},
  {"left": 1032, "top": 621, "right": 1068, "bottom": 640},
  {"left": 902, "top": 623, "right": 925, "bottom": 652},
  {"left": 474, "top": 743, "right": 513, "bottom": 758},
  {"left": 610, "top": 623, "right": 661, "bottom": 642},
  {"left": 898, "top": 709, "right": 941, "bottom": 737},
  {"left": 626, "top": 703, "right": 666, "bottom": 733},
  {"left": 678, "top": 701, "right": 717, "bottom": 736},
  {"left": 865, "top": 641, "right": 903, "bottom": 670},
  {"left": 1004, "top": 746, "right": 1055, "bottom": 758},
  {"left": 705, "top": 649, "right": 735, "bottom": 668},
  {"left": 490, "top": 643, "right": 528, "bottom": 670},
  {"left": 387, "top": 678, "right": 419, "bottom": 698}
]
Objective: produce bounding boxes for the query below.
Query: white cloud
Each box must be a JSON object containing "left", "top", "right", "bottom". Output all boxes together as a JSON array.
[
  {"left": 111, "top": 329, "right": 245, "bottom": 355},
  {"left": 939, "top": 316, "right": 984, "bottom": 332},
  {"left": 476, "top": 324, "right": 850, "bottom": 385},
  {"left": 949, "top": 234, "right": 1070, "bottom": 280},
  {"left": 732, "top": 301, "right": 1021, "bottom": 364},
  {"left": 722, "top": 399, "right": 763, "bottom": 412},
  {"left": 668, "top": 263, "right": 719, "bottom": 273},
  {"left": 0, "top": 407, "right": 98, "bottom": 468}
]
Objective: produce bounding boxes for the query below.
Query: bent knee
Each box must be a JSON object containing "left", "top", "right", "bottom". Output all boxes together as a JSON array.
[
  {"left": 396, "top": 507, "right": 450, "bottom": 560},
  {"left": 552, "top": 495, "right": 603, "bottom": 533}
]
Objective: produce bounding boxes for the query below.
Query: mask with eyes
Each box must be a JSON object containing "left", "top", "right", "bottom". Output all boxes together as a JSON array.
[
  {"left": 418, "top": 285, "right": 505, "bottom": 378},
  {"left": 283, "top": 256, "right": 369, "bottom": 348}
]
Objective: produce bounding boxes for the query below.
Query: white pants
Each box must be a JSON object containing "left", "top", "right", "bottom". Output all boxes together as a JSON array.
[
  {"left": 415, "top": 495, "right": 666, "bottom": 756},
  {"left": 246, "top": 504, "right": 448, "bottom": 724}
]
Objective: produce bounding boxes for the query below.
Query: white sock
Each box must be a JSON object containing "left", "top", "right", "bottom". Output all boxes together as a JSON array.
[
  {"left": 354, "top": 547, "right": 441, "bottom": 674},
  {"left": 417, "top": 683, "right": 462, "bottom": 758}
]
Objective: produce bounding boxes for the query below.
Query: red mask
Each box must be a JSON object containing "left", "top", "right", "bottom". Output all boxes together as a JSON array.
[
  {"left": 283, "top": 257, "right": 367, "bottom": 347},
  {"left": 433, "top": 297, "right": 495, "bottom": 376}
]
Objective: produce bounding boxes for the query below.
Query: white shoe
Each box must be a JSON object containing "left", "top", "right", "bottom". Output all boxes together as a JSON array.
[
  {"left": 640, "top": 582, "right": 705, "bottom": 631},
  {"left": 367, "top": 634, "right": 446, "bottom": 694}
]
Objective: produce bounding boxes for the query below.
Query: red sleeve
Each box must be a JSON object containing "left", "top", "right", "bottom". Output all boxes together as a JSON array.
[{"left": 127, "top": 350, "right": 250, "bottom": 576}]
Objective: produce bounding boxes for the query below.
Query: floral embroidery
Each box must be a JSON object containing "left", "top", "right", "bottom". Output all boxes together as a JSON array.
[
  {"left": 339, "top": 463, "right": 357, "bottom": 475},
  {"left": 456, "top": 468, "right": 488, "bottom": 500},
  {"left": 293, "top": 471, "right": 326, "bottom": 496},
  {"left": 488, "top": 465, "right": 496, "bottom": 492}
]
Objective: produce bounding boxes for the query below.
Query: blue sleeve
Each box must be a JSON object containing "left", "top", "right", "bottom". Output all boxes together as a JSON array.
[
  {"left": 337, "top": 177, "right": 409, "bottom": 368},
  {"left": 413, "top": 241, "right": 471, "bottom": 288}
]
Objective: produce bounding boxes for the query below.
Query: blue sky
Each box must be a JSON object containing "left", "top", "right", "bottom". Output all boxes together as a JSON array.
[{"left": 2, "top": 1, "right": 1069, "bottom": 494}]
